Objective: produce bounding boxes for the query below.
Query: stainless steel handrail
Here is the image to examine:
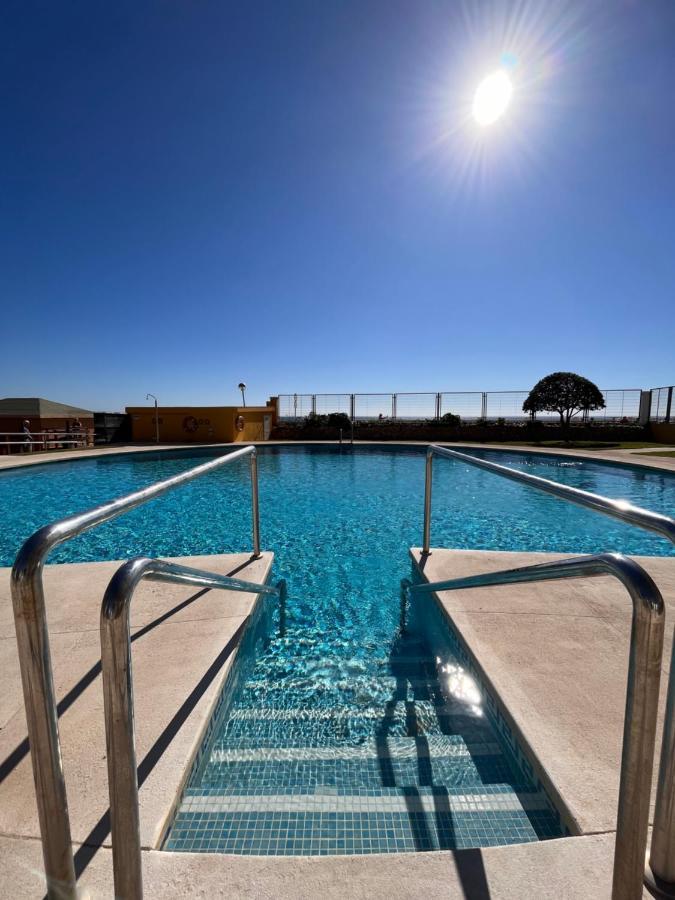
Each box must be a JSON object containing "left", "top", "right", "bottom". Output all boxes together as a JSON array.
[
  {"left": 421, "top": 445, "right": 675, "bottom": 554},
  {"left": 404, "top": 553, "right": 665, "bottom": 900},
  {"left": 10, "top": 444, "right": 261, "bottom": 899},
  {"left": 100, "top": 557, "right": 286, "bottom": 900},
  {"left": 420, "top": 444, "right": 675, "bottom": 895}
]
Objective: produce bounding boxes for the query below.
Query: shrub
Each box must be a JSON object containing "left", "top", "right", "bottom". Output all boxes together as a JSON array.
[{"left": 439, "top": 412, "right": 461, "bottom": 426}]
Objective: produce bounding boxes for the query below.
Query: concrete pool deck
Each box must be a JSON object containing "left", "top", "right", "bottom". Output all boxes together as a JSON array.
[
  {"left": 0, "top": 552, "right": 274, "bottom": 896},
  {"left": 0, "top": 828, "right": 620, "bottom": 898},
  {"left": 2, "top": 549, "right": 672, "bottom": 897}
]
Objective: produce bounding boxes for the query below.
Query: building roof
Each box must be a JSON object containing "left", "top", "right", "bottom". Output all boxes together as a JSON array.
[{"left": 0, "top": 397, "right": 93, "bottom": 417}]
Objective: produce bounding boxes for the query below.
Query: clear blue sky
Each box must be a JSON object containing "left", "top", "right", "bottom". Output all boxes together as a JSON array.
[{"left": 2, "top": 1, "right": 674, "bottom": 411}]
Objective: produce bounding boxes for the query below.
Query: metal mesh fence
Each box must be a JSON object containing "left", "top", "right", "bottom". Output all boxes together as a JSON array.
[
  {"left": 314, "top": 394, "right": 351, "bottom": 417},
  {"left": 439, "top": 392, "right": 483, "bottom": 420},
  {"left": 354, "top": 394, "right": 395, "bottom": 420},
  {"left": 276, "top": 389, "right": 648, "bottom": 423},
  {"left": 276, "top": 394, "right": 314, "bottom": 420},
  {"left": 484, "top": 391, "right": 530, "bottom": 420},
  {"left": 593, "top": 390, "right": 642, "bottom": 422},
  {"left": 650, "top": 387, "right": 673, "bottom": 423},
  {"left": 392, "top": 393, "right": 437, "bottom": 420}
]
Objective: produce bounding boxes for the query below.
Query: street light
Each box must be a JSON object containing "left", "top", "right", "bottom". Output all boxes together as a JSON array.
[
  {"left": 146, "top": 393, "right": 159, "bottom": 443},
  {"left": 238, "top": 382, "right": 247, "bottom": 407}
]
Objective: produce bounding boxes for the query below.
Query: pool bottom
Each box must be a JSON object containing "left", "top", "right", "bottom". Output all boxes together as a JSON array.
[{"left": 165, "top": 584, "right": 565, "bottom": 856}]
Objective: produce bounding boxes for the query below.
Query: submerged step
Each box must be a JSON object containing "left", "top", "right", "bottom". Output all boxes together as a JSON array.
[
  {"left": 178, "top": 786, "right": 552, "bottom": 815},
  {"left": 207, "top": 734, "right": 501, "bottom": 762},
  {"left": 214, "top": 704, "right": 485, "bottom": 747},
  {"left": 227, "top": 697, "right": 482, "bottom": 722},
  {"left": 196, "top": 735, "right": 520, "bottom": 794},
  {"left": 234, "top": 675, "right": 450, "bottom": 711},
  {"left": 167, "top": 781, "right": 561, "bottom": 855}
]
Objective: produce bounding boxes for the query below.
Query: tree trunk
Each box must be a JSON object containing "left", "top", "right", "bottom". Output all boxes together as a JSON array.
[{"left": 560, "top": 410, "right": 571, "bottom": 443}]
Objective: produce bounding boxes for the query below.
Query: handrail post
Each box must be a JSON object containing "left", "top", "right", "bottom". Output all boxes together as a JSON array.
[
  {"left": 278, "top": 578, "right": 287, "bottom": 637},
  {"left": 422, "top": 448, "right": 433, "bottom": 555},
  {"left": 100, "top": 593, "right": 142, "bottom": 900},
  {"left": 12, "top": 555, "right": 77, "bottom": 899},
  {"left": 100, "top": 558, "right": 284, "bottom": 899},
  {"left": 250, "top": 448, "right": 261, "bottom": 558},
  {"left": 647, "top": 646, "right": 675, "bottom": 895}
]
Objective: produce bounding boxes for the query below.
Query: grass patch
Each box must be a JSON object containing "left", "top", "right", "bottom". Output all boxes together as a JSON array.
[
  {"left": 633, "top": 450, "right": 675, "bottom": 458},
  {"left": 488, "top": 440, "right": 667, "bottom": 450}
]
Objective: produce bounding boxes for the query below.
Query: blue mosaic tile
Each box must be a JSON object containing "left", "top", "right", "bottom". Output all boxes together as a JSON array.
[{"left": 165, "top": 582, "right": 566, "bottom": 855}]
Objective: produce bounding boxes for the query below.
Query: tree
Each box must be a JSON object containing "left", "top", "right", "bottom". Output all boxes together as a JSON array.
[{"left": 523, "top": 372, "right": 605, "bottom": 432}]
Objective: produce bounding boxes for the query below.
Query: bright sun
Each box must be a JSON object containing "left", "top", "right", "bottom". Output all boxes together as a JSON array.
[{"left": 472, "top": 70, "right": 513, "bottom": 126}]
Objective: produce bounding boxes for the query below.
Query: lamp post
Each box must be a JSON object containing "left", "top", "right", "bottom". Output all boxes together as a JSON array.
[
  {"left": 146, "top": 394, "right": 159, "bottom": 443},
  {"left": 238, "top": 382, "right": 247, "bottom": 407}
]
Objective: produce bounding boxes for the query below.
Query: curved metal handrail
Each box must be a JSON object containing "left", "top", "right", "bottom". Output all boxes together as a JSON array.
[
  {"left": 10, "top": 444, "right": 261, "bottom": 899},
  {"left": 422, "top": 444, "right": 675, "bottom": 554},
  {"left": 421, "top": 443, "right": 675, "bottom": 892},
  {"left": 404, "top": 552, "right": 665, "bottom": 900},
  {"left": 100, "top": 557, "right": 286, "bottom": 900}
]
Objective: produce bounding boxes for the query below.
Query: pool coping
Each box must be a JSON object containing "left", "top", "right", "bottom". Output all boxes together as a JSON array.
[
  {"left": 1, "top": 829, "right": 624, "bottom": 899},
  {"left": 1, "top": 438, "right": 675, "bottom": 475}
]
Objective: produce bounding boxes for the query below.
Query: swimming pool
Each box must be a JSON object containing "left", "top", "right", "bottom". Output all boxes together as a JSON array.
[
  {"left": 2, "top": 445, "right": 674, "bottom": 855},
  {"left": 2, "top": 445, "right": 673, "bottom": 568}
]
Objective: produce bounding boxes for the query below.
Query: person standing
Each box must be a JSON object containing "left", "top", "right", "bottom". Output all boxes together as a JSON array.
[
  {"left": 21, "top": 420, "right": 33, "bottom": 453},
  {"left": 71, "top": 417, "right": 83, "bottom": 446}
]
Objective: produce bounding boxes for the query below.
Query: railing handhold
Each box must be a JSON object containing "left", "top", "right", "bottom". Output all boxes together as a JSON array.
[{"left": 407, "top": 553, "right": 665, "bottom": 900}]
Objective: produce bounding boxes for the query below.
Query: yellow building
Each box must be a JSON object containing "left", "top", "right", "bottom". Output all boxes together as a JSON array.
[{"left": 126, "top": 405, "right": 276, "bottom": 443}]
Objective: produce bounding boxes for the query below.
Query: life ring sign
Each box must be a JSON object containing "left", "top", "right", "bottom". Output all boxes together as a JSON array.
[
  {"left": 235, "top": 415, "right": 245, "bottom": 433},
  {"left": 183, "top": 416, "right": 199, "bottom": 433}
]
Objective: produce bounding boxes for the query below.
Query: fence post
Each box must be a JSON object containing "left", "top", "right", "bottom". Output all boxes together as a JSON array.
[
  {"left": 350, "top": 394, "right": 355, "bottom": 421},
  {"left": 639, "top": 391, "right": 652, "bottom": 426},
  {"left": 481, "top": 392, "right": 487, "bottom": 419},
  {"left": 666, "top": 387, "right": 673, "bottom": 425},
  {"left": 311, "top": 394, "right": 316, "bottom": 416},
  {"left": 392, "top": 394, "right": 397, "bottom": 420},
  {"left": 435, "top": 393, "right": 441, "bottom": 420}
]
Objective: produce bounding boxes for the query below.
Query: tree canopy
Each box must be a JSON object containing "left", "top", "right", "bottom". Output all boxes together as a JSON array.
[{"left": 522, "top": 372, "right": 605, "bottom": 428}]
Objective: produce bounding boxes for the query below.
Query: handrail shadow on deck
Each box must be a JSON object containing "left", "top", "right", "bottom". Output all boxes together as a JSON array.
[{"left": 1, "top": 558, "right": 254, "bottom": 786}]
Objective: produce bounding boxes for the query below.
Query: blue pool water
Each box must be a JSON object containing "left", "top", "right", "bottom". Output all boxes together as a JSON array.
[{"left": 2, "top": 446, "right": 674, "bottom": 855}]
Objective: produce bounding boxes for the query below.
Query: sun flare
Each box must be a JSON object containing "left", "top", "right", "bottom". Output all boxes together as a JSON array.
[{"left": 472, "top": 70, "right": 513, "bottom": 126}]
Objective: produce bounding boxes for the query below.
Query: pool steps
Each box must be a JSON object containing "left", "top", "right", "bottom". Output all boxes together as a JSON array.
[{"left": 167, "top": 634, "right": 561, "bottom": 854}]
